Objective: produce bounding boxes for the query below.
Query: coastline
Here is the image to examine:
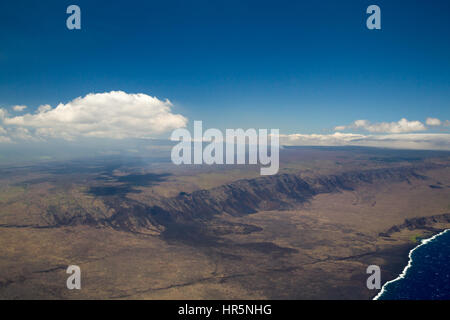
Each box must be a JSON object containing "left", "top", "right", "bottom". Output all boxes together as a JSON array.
[{"left": 373, "top": 228, "right": 450, "bottom": 300}]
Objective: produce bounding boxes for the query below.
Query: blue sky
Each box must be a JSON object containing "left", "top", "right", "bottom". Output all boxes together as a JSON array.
[{"left": 0, "top": 0, "right": 449, "bottom": 152}]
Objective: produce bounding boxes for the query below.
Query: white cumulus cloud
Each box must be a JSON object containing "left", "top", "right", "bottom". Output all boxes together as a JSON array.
[
  {"left": 37, "top": 104, "right": 52, "bottom": 113},
  {"left": 0, "top": 91, "right": 188, "bottom": 141},
  {"left": 426, "top": 117, "right": 442, "bottom": 126}
]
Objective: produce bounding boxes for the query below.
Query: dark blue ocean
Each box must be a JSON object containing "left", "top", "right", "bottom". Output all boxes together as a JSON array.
[{"left": 378, "top": 229, "right": 450, "bottom": 300}]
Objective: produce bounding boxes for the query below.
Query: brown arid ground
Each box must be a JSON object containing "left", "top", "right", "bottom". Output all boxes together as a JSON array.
[{"left": 0, "top": 147, "right": 449, "bottom": 299}]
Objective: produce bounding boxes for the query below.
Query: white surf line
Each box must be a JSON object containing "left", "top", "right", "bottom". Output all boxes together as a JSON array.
[{"left": 373, "top": 228, "right": 450, "bottom": 300}]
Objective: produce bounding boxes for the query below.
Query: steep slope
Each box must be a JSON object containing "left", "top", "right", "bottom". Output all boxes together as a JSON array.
[{"left": 41, "top": 165, "right": 433, "bottom": 232}]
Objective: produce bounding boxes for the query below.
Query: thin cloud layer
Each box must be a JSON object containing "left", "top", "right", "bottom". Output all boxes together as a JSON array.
[
  {"left": 12, "top": 105, "right": 27, "bottom": 112},
  {"left": 280, "top": 132, "right": 366, "bottom": 146},
  {"left": 335, "top": 118, "right": 426, "bottom": 133},
  {"left": 280, "top": 133, "right": 450, "bottom": 150},
  {"left": 0, "top": 91, "right": 187, "bottom": 141}
]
